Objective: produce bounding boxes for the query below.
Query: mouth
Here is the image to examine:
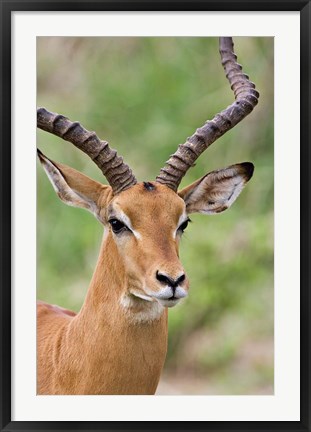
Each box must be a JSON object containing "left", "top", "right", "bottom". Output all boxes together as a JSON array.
[
  {"left": 156, "top": 297, "right": 181, "bottom": 308},
  {"left": 129, "top": 285, "right": 188, "bottom": 308},
  {"left": 152, "top": 285, "right": 188, "bottom": 307}
]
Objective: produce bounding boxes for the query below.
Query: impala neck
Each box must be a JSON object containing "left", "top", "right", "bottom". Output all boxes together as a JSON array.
[
  {"left": 61, "top": 232, "right": 168, "bottom": 395},
  {"left": 77, "top": 232, "right": 166, "bottom": 326}
]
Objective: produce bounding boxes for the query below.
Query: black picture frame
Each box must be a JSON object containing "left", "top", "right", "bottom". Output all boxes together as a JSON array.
[{"left": 1, "top": 1, "right": 310, "bottom": 431}]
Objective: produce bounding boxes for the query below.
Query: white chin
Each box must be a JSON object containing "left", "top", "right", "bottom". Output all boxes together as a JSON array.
[{"left": 157, "top": 298, "right": 180, "bottom": 308}]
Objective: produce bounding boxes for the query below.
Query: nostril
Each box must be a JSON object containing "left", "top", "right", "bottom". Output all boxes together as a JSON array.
[
  {"left": 177, "top": 274, "right": 186, "bottom": 285},
  {"left": 156, "top": 271, "right": 186, "bottom": 288},
  {"left": 156, "top": 271, "right": 171, "bottom": 285}
]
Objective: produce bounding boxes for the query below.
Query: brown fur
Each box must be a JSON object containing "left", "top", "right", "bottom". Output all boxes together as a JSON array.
[
  {"left": 37, "top": 181, "right": 184, "bottom": 395},
  {"left": 37, "top": 233, "right": 169, "bottom": 395},
  {"left": 37, "top": 155, "right": 253, "bottom": 395}
]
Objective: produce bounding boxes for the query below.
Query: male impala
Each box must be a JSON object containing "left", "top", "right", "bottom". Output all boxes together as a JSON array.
[{"left": 37, "top": 37, "right": 259, "bottom": 395}]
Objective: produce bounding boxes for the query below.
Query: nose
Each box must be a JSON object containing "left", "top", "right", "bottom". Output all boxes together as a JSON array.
[{"left": 156, "top": 271, "right": 186, "bottom": 288}]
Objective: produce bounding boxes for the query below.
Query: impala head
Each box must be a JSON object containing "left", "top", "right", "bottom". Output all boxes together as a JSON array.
[{"left": 37, "top": 37, "right": 259, "bottom": 310}]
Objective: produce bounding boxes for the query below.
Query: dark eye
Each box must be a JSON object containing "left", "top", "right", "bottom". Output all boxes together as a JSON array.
[
  {"left": 178, "top": 218, "right": 191, "bottom": 233},
  {"left": 109, "top": 219, "right": 128, "bottom": 234}
]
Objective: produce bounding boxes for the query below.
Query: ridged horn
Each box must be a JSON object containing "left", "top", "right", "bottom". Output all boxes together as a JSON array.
[
  {"left": 37, "top": 107, "right": 137, "bottom": 194},
  {"left": 156, "top": 37, "right": 259, "bottom": 191}
]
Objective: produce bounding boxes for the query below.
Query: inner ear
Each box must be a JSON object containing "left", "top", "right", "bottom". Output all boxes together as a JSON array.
[
  {"left": 38, "top": 149, "right": 112, "bottom": 221},
  {"left": 178, "top": 162, "right": 254, "bottom": 215}
]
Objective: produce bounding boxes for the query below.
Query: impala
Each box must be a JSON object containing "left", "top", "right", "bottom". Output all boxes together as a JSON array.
[{"left": 37, "top": 37, "right": 259, "bottom": 395}]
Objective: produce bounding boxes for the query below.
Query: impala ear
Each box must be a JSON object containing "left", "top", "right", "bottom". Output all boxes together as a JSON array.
[
  {"left": 37, "top": 149, "right": 112, "bottom": 221},
  {"left": 178, "top": 162, "right": 254, "bottom": 215}
]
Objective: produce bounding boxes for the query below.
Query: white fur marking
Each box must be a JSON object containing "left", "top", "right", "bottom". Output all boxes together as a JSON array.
[
  {"left": 129, "top": 290, "right": 153, "bottom": 302},
  {"left": 120, "top": 294, "right": 164, "bottom": 323},
  {"left": 117, "top": 210, "right": 142, "bottom": 240},
  {"left": 151, "top": 285, "right": 188, "bottom": 300},
  {"left": 226, "top": 180, "right": 244, "bottom": 206},
  {"left": 173, "top": 212, "right": 188, "bottom": 239}
]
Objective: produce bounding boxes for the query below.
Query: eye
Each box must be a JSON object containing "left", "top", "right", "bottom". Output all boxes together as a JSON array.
[
  {"left": 109, "top": 219, "right": 128, "bottom": 234},
  {"left": 178, "top": 218, "right": 191, "bottom": 233}
]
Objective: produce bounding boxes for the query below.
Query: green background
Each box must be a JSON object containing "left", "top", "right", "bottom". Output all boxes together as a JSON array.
[{"left": 37, "top": 37, "right": 274, "bottom": 395}]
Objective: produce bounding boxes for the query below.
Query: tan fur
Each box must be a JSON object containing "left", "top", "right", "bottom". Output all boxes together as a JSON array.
[
  {"left": 37, "top": 180, "right": 184, "bottom": 395},
  {"left": 37, "top": 231, "right": 169, "bottom": 394},
  {"left": 37, "top": 155, "right": 253, "bottom": 395}
]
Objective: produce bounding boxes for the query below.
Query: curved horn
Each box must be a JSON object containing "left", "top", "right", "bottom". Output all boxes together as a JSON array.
[
  {"left": 156, "top": 37, "right": 260, "bottom": 191},
  {"left": 37, "top": 107, "right": 137, "bottom": 194}
]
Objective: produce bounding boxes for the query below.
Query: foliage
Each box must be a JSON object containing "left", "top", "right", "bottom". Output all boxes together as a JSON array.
[{"left": 37, "top": 37, "right": 274, "bottom": 394}]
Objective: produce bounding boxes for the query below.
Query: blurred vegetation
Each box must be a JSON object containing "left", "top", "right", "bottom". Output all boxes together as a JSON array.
[{"left": 37, "top": 37, "right": 274, "bottom": 395}]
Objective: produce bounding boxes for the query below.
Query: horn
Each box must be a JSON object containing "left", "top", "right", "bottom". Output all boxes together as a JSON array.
[
  {"left": 37, "top": 107, "right": 137, "bottom": 194},
  {"left": 156, "top": 37, "right": 259, "bottom": 191}
]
